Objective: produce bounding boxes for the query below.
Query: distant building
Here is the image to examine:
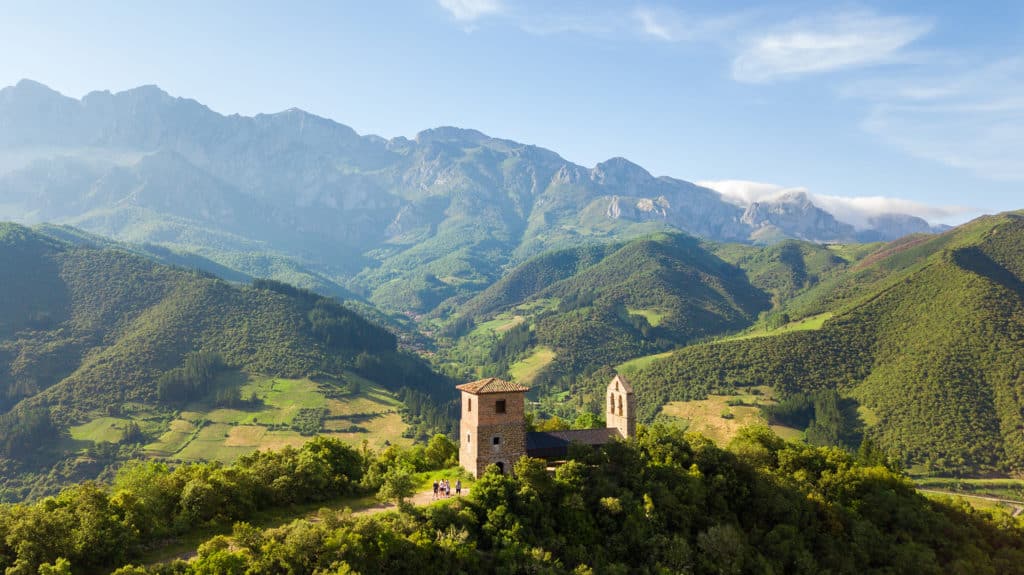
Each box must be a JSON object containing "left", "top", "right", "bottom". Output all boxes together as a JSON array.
[{"left": 456, "top": 374, "right": 636, "bottom": 477}]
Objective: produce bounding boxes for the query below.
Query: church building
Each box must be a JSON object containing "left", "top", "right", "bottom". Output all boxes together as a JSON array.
[{"left": 457, "top": 374, "right": 635, "bottom": 477}]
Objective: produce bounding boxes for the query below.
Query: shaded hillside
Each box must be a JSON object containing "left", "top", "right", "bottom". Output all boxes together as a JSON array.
[
  {"left": 709, "top": 239, "right": 874, "bottom": 309},
  {"left": 632, "top": 212, "right": 1024, "bottom": 474},
  {"left": 0, "top": 223, "right": 453, "bottom": 499}
]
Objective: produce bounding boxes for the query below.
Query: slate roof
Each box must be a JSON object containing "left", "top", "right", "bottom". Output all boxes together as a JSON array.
[
  {"left": 610, "top": 373, "right": 634, "bottom": 394},
  {"left": 525, "top": 428, "right": 622, "bottom": 459},
  {"left": 456, "top": 377, "right": 530, "bottom": 394}
]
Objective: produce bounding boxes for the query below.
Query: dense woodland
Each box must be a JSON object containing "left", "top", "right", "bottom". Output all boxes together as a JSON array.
[
  {"left": 0, "top": 223, "right": 456, "bottom": 500},
  {"left": 2, "top": 428, "right": 1024, "bottom": 574}
]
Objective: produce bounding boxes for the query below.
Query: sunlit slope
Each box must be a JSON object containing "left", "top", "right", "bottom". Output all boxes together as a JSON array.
[{"left": 632, "top": 212, "right": 1024, "bottom": 473}]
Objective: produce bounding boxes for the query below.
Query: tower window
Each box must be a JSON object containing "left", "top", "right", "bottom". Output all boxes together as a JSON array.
[
  {"left": 493, "top": 436, "right": 501, "bottom": 445},
  {"left": 468, "top": 398, "right": 472, "bottom": 412},
  {"left": 467, "top": 433, "right": 471, "bottom": 444},
  {"left": 618, "top": 395, "right": 623, "bottom": 417},
  {"left": 610, "top": 395, "right": 615, "bottom": 412},
  {"left": 495, "top": 399, "right": 506, "bottom": 414}
]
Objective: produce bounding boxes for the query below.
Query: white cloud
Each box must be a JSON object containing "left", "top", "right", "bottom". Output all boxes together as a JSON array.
[
  {"left": 732, "top": 10, "right": 931, "bottom": 83},
  {"left": 634, "top": 7, "right": 675, "bottom": 41},
  {"left": 696, "top": 179, "right": 793, "bottom": 206},
  {"left": 697, "top": 179, "right": 973, "bottom": 228},
  {"left": 438, "top": 0, "right": 502, "bottom": 22},
  {"left": 632, "top": 6, "right": 751, "bottom": 43},
  {"left": 852, "top": 58, "right": 1024, "bottom": 181}
]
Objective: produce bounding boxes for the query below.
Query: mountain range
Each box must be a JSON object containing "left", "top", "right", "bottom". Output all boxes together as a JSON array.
[{"left": 0, "top": 79, "right": 945, "bottom": 313}]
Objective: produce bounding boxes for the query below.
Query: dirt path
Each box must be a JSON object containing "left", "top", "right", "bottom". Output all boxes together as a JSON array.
[
  {"left": 917, "top": 488, "right": 1024, "bottom": 516},
  {"left": 352, "top": 488, "right": 470, "bottom": 516}
]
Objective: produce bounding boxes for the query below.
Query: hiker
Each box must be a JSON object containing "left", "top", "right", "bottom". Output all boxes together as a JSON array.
[
  {"left": 455, "top": 479, "right": 462, "bottom": 496},
  {"left": 432, "top": 479, "right": 439, "bottom": 500}
]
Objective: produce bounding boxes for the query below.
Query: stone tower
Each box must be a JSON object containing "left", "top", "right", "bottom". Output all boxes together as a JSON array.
[
  {"left": 606, "top": 374, "right": 635, "bottom": 439},
  {"left": 457, "top": 377, "right": 529, "bottom": 477}
]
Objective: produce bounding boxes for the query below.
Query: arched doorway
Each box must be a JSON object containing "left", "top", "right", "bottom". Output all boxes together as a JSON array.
[{"left": 496, "top": 461, "right": 505, "bottom": 475}]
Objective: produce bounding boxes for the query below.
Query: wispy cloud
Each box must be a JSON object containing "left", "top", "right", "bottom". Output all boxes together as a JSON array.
[
  {"left": 438, "top": 0, "right": 502, "bottom": 22},
  {"left": 731, "top": 11, "right": 931, "bottom": 83},
  {"left": 634, "top": 7, "right": 675, "bottom": 41},
  {"left": 632, "top": 6, "right": 752, "bottom": 43},
  {"left": 698, "top": 179, "right": 973, "bottom": 227},
  {"left": 850, "top": 58, "right": 1024, "bottom": 181}
]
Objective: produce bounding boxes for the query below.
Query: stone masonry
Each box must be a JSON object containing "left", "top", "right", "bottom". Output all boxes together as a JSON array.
[
  {"left": 457, "top": 378, "right": 529, "bottom": 478},
  {"left": 457, "top": 375, "right": 637, "bottom": 477},
  {"left": 606, "top": 373, "right": 636, "bottom": 439}
]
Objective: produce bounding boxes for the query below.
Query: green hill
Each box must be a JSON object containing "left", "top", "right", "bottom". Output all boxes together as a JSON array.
[
  {"left": 0, "top": 223, "right": 452, "bottom": 501},
  {"left": 631, "top": 212, "right": 1024, "bottom": 474},
  {"left": 436, "top": 234, "right": 771, "bottom": 413}
]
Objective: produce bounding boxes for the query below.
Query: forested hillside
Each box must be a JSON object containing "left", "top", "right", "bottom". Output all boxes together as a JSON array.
[
  {"left": 436, "top": 234, "right": 773, "bottom": 390},
  {"left": 4, "top": 427, "right": 1024, "bottom": 574},
  {"left": 0, "top": 223, "right": 453, "bottom": 501},
  {"left": 632, "top": 212, "right": 1024, "bottom": 474}
]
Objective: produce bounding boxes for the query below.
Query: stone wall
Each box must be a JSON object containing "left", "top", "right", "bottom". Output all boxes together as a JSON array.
[{"left": 460, "top": 391, "right": 527, "bottom": 477}]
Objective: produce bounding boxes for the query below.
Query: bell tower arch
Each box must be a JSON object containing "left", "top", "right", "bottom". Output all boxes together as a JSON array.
[{"left": 606, "top": 374, "right": 635, "bottom": 438}]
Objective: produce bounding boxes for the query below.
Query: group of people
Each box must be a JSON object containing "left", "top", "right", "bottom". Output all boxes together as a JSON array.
[{"left": 432, "top": 477, "right": 461, "bottom": 499}]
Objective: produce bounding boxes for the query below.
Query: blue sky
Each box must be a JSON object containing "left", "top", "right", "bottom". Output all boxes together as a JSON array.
[{"left": 1, "top": 0, "right": 1021, "bottom": 224}]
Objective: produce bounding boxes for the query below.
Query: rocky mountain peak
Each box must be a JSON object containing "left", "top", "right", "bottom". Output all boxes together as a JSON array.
[
  {"left": 415, "top": 126, "right": 490, "bottom": 146},
  {"left": 591, "top": 157, "right": 652, "bottom": 185}
]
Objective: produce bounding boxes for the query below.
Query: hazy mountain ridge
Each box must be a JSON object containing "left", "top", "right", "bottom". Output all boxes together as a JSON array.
[{"left": 0, "top": 80, "right": 946, "bottom": 312}]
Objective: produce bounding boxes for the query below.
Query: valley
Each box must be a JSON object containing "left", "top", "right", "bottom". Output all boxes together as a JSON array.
[{"left": 2, "top": 0, "right": 1023, "bottom": 566}]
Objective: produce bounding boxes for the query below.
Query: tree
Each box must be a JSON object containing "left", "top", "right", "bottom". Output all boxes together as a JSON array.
[
  {"left": 377, "top": 464, "right": 415, "bottom": 506},
  {"left": 424, "top": 434, "right": 458, "bottom": 469},
  {"left": 36, "top": 558, "right": 72, "bottom": 575}
]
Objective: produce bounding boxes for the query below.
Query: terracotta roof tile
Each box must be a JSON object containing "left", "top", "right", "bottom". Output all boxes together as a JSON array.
[{"left": 455, "top": 377, "right": 530, "bottom": 394}]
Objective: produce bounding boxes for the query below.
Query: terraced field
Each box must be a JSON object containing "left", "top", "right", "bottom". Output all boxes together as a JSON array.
[{"left": 69, "top": 373, "right": 412, "bottom": 464}]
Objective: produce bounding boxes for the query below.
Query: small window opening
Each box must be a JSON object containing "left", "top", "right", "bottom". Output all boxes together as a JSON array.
[
  {"left": 468, "top": 398, "right": 472, "bottom": 412},
  {"left": 467, "top": 433, "right": 471, "bottom": 444},
  {"left": 495, "top": 399, "right": 506, "bottom": 414},
  {"left": 493, "top": 436, "right": 501, "bottom": 445}
]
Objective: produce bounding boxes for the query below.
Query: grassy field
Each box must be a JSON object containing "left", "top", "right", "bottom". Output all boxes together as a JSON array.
[
  {"left": 509, "top": 346, "right": 556, "bottom": 385},
  {"left": 913, "top": 477, "right": 1024, "bottom": 500},
  {"left": 62, "top": 373, "right": 413, "bottom": 464},
  {"left": 515, "top": 298, "right": 560, "bottom": 314},
  {"left": 471, "top": 314, "right": 524, "bottom": 336},
  {"left": 716, "top": 312, "right": 834, "bottom": 344},
  {"left": 918, "top": 490, "right": 1023, "bottom": 515},
  {"left": 613, "top": 313, "right": 832, "bottom": 374},
  {"left": 660, "top": 387, "right": 802, "bottom": 445},
  {"left": 627, "top": 307, "right": 667, "bottom": 327},
  {"left": 70, "top": 417, "right": 135, "bottom": 443},
  {"left": 616, "top": 351, "right": 675, "bottom": 374}
]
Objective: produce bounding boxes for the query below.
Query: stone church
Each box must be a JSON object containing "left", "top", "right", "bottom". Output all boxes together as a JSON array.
[{"left": 457, "top": 374, "right": 635, "bottom": 477}]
